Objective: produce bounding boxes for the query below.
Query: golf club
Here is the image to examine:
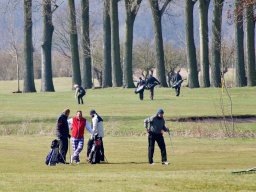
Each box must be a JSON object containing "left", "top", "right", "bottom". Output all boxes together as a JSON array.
[
  {"left": 168, "top": 131, "right": 174, "bottom": 155},
  {"left": 68, "top": 138, "right": 71, "bottom": 164},
  {"left": 104, "top": 154, "right": 108, "bottom": 163}
]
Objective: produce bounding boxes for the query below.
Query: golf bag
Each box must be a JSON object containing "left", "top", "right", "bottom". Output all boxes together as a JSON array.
[
  {"left": 88, "top": 134, "right": 102, "bottom": 164},
  {"left": 146, "top": 82, "right": 158, "bottom": 90},
  {"left": 45, "top": 139, "right": 65, "bottom": 166},
  {"left": 171, "top": 80, "right": 183, "bottom": 89},
  {"left": 134, "top": 85, "right": 145, "bottom": 94}
]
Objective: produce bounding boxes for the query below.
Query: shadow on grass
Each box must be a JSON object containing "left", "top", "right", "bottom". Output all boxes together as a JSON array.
[{"left": 77, "top": 161, "right": 149, "bottom": 165}]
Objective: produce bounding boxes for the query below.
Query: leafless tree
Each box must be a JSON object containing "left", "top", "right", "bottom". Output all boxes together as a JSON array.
[
  {"left": 133, "top": 38, "right": 155, "bottom": 79},
  {"left": 123, "top": 0, "right": 142, "bottom": 88},
  {"left": 23, "top": 0, "right": 36, "bottom": 92},
  {"left": 148, "top": 0, "right": 175, "bottom": 87}
]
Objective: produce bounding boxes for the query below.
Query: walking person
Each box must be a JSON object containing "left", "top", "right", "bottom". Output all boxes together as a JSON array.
[
  {"left": 136, "top": 77, "right": 146, "bottom": 100},
  {"left": 56, "top": 108, "right": 71, "bottom": 164},
  {"left": 74, "top": 84, "right": 86, "bottom": 104},
  {"left": 172, "top": 70, "right": 183, "bottom": 97},
  {"left": 146, "top": 74, "right": 160, "bottom": 100},
  {"left": 68, "top": 110, "right": 92, "bottom": 164},
  {"left": 144, "top": 109, "right": 170, "bottom": 165},
  {"left": 87, "top": 109, "right": 105, "bottom": 162}
]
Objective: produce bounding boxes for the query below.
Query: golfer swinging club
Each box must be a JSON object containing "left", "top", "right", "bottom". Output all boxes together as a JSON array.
[{"left": 144, "top": 109, "right": 170, "bottom": 165}]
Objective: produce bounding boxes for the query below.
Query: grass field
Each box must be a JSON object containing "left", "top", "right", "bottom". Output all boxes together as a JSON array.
[{"left": 0, "top": 78, "right": 256, "bottom": 191}]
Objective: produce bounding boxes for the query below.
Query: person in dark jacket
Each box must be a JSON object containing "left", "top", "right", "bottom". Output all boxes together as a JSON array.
[
  {"left": 172, "top": 70, "right": 182, "bottom": 96},
  {"left": 146, "top": 74, "right": 160, "bottom": 100},
  {"left": 144, "top": 109, "right": 170, "bottom": 165},
  {"left": 56, "top": 108, "right": 70, "bottom": 163},
  {"left": 136, "top": 77, "right": 146, "bottom": 100},
  {"left": 74, "top": 84, "right": 86, "bottom": 104}
]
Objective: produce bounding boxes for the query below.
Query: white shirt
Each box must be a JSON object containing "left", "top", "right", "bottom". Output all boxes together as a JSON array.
[{"left": 91, "top": 114, "right": 104, "bottom": 138}]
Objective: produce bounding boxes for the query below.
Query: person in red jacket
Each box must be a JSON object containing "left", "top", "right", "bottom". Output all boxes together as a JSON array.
[{"left": 68, "top": 110, "right": 92, "bottom": 164}]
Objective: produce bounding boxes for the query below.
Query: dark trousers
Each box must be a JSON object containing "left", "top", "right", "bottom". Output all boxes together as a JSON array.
[
  {"left": 58, "top": 137, "right": 68, "bottom": 162},
  {"left": 175, "top": 86, "right": 180, "bottom": 96},
  {"left": 149, "top": 88, "right": 154, "bottom": 100},
  {"left": 139, "top": 90, "right": 144, "bottom": 100},
  {"left": 148, "top": 133, "right": 167, "bottom": 164},
  {"left": 87, "top": 137, "right": 105, "bottom": 161},
  {"left": 77, "top": 93, "right": 85, "bottom": 104}
]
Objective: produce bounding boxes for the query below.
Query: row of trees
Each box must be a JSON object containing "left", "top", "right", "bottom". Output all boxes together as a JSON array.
[
  {"left": 15, "top": 0, "right": 256, "bottom": 92},
  {"left": 186, "top": 0, "right": 256, "bottom": 88}
]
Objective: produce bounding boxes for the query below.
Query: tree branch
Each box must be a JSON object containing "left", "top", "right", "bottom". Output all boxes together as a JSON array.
[
  {"left": 160, "top": 0, "right": 173, "bottom": 16},
  {"left": 192, "top": 0, "right": 198, "bottom": 6},
  {"left": 131, "top": 0, "right": 142, "bottom": 15}
]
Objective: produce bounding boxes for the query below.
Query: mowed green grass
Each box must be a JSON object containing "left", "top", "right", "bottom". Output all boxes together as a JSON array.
[
  {"left": 0, "top": 136, "right": 256, "bottom": 192},
  {"left": 0, "top": 78, "right": 256, "bottom": 135},
  {"left": 0, "top": 78, "right": 256, "bottom": 191}
]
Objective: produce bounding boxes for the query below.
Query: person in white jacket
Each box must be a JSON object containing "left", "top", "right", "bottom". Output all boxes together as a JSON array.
[{"left": 87, "top": 109, "right": 105, "bottom": 161}]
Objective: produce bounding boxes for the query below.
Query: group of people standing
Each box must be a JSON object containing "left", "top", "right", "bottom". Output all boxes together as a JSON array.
[
  {"left": 56, "top": 108, "right": 104, "bottom": 164},
  {"left": 135, "top": 70, "right": 183, "bottom": 101},
  {"left": 55, "top": 107, "right": 171, "bottom": 165}
]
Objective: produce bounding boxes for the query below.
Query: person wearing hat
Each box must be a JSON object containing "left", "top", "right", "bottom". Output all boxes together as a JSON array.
[
  {"left": 144, "top": 109, "right": 170, "bottom": 165},
  {"left": 87, "top": 110, "right": 105, "bottom": 161},
  {"left": 74, "top": 84, "right": 86, "bottom": 104}
]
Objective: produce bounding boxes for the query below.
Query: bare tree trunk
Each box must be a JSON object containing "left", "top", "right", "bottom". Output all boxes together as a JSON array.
[
  {"left": 245, "top": 3, "right": 256, "bottom": 86},
  {"left": 234, "top": 0, "right": 246, "bottom": 87},
  {"left": 199, "top": 0, "right": 210, "bottom": 87},
  {"left": 123, "top": 0, "right": 142, "bottom": 88},
  {"left": 102, "top": 0, "right": 112, "bottom": 87},
  {"left": 110, "top": 0, "right": 122, "bottom": 87},
  {"left": 123, "top": 15, "right": 135, "bottom": 88},
  {"left": 23, "top": 0, "right": 36, "bottom": 92},
  {"left": 15, "top": 49, "right": 21, "bottom": 92},
  {"left": 81, "top": 0, "right": 92, "bottom": 89},
  {"left": 68, "top": 0, "right": 81, "bottom": 86},
  {"left": 211, "top": 0, "right": 224, "bottom": 87},
  {"left": 185, "top": 0, "right": 200, "bottom": 88},
  {"left": 148, "top": 0, "right": 169, "bottom": 87},
  {"left": 41, "top": 0, "right": 55, "bottom": 92}
]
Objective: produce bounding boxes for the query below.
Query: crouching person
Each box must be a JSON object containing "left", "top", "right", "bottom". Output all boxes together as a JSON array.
[
  {"left": 68, "top": 110, "right": 92, "bottom": 164},
  {"left": 144, "top": 109, "right": 170, "bottom": 165},
  {"left": 87, "top": 110, "right": 105, "bottom": 163}
]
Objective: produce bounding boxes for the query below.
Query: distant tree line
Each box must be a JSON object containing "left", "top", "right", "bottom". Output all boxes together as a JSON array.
[{"left": 1, "top": 0, "right": 256, "bottom": 92}]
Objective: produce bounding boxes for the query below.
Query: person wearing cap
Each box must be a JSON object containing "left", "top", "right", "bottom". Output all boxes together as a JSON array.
[
  {"left": 87, "top": 110, "right": 105, "bottom": 161},
  {"left": 56, "top": 108, "right": 71, "bottom": 164},
  {"left": 74, "top": 84, "right": 86, "bottom": 104},
  {"left": 144, "top": 109, "right": 170, "bottom": 165},
  {"left": 68, "top": 110, "right": 93, "bottom": 164},
  {"left": 146, "top": 73, "right": 160, "bottom": 100}
]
